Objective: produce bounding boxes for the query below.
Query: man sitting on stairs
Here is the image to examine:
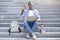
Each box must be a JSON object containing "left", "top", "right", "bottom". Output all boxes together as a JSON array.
[{"left": 21, "top": 1, "right": 40, "bottom": 39}]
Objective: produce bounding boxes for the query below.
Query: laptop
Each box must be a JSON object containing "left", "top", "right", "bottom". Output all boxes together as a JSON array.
[{"left": 27, "top": 16, "right": 36, "bottom": 21}]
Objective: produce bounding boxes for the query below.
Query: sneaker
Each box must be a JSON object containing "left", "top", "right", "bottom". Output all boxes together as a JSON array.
[
  {"left": 25, "top": 33, "right": 31, "bottom": 39},
  {"left": 31, "top": 33, "right": 37, "bottom": 39}
]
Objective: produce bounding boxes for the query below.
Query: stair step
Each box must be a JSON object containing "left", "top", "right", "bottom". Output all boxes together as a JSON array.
[
  {"left": 0, "top": 27, "right": 60, "bottom": 32},
  {"left": 0, "top": 27, "right": 60, "bottom": 29},
  {"left": 0, "top": 18, "right": 60, "bottom": 21},
  {"left": 0, "top": 14, "right": 60, "bottom": 17},
  {"left": 0, "top": 23, "right": 60, "bottom": 24},
  {"left": 0, "top": 38, "right": 60, "bottom": 40},
  {"left": 0, "top": 13, "right": 60, "bottom": 15},
  {"left": 0, "top": 20, "right": 60, "bottom": 23},
  {"left": 0, "top": 24, "right": 60, "bottom": 27},
  {"left": 0, "top": 0, "right": 12, "bottom": 2},
  {"left": 0, "top": 32, "right": 60, "bottom": 38}
]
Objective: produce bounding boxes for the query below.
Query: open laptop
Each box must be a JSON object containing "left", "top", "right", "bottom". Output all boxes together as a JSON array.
[{"left": 27, "top": 16, "right": 36, "bottom": 21}]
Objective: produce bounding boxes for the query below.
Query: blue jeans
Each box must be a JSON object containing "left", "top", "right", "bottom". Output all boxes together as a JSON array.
[{"left": 24, "top": 21, "right": 39, "bottom": 35}]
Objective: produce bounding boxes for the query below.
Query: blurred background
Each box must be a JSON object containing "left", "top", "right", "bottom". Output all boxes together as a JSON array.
[{"left": 0, "top": 0, "right": 60, "bottom": 40}]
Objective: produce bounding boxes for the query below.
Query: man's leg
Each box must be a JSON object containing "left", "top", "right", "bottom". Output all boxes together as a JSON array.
[
  {"left": 24, "top": 21, "right": 38, "bottom": 38},
  {"left": 30, "top": 22, "right": 39, "bottom": 38},
  {"left": 25, "top": 21, "right": 39, "bottom": 33},
  {"left": 24, "top": 21, "right": 32, "bottom": 34},
  {"left": 27, "top": 21, "right": 39, "bottom": 38},
  {"left": 31, "top": 22, "right": 39, "bottom": 32},
  {"left": 27, "top": 21, "right": 35, "bottom": 29}
]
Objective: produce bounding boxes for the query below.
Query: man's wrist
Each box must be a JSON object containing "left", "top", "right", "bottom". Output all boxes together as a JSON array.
[{"left": 22, "top": 9, "right": 24, "bottom": 11}]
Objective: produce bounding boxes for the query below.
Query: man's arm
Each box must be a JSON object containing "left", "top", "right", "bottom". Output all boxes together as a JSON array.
[
  {"left": 35, "top": 10, "right": 40, "bottom": 22},
  {"left": 20, "top": 10, "right": 24, "bottom": 15},
  {"left": 20, "top": 5, "right": 26, "bottom": 15}
]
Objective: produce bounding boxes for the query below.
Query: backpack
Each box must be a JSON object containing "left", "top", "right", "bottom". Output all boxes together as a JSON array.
[{"left": 8, "top": 21, "right": 21, "bottom": 36}]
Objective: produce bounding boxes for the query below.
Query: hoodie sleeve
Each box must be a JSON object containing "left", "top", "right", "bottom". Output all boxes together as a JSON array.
[{"left": 35, "top": 10, "right": 40, "bottom": 21}]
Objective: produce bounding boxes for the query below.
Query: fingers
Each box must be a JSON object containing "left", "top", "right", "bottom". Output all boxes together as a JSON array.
[{"left": 22, "top": 4, "right": 26, "bottom": 11}]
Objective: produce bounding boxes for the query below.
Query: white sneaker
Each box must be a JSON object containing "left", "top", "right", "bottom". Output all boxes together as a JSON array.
[
  {"left": 32, "top": 33, "right": 37, "bottom": 39},
  {"left": 25, "top": 33, "right": 31, "bottom": 39}
]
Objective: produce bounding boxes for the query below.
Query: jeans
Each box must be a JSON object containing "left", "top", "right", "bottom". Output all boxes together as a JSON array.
[{"left": 24, "top": 21, "right": 39, "bottom": 35}]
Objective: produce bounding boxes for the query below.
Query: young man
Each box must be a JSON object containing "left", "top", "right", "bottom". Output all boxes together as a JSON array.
[{"left": 21, "top": 1, "right": 40, "bottom": 39}]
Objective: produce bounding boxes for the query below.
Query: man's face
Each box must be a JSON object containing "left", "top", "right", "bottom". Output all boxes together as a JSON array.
[{"left": 28, "top": 2, "right": 33, "bottom": 9}]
